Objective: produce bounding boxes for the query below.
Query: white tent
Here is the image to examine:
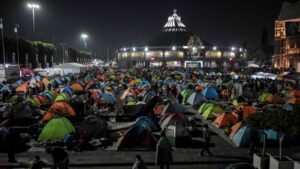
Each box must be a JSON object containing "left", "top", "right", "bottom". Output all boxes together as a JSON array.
[{"left": 53, "top": 63, "right": 87, "bottom": 74}]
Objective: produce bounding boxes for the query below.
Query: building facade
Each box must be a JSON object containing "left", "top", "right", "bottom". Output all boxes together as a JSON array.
[
  {"left": 117, "top": 10, "right": 247, "bottom": 68},
  {"left": 274, "top": 1, "right": 300, "bottom": 69}
]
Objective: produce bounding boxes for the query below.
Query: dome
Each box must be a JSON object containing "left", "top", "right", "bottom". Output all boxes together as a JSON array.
[{"left": 163, "top": 9, "right": 186, "bottom": 32}]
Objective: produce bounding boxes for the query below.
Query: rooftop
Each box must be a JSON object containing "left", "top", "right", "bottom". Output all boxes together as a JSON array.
[
  {"left": 163, "top": 9, "right": 186, "bottom": 32},
  {"left": 278, "top": 1, "right": 300, "bottom": 20}
]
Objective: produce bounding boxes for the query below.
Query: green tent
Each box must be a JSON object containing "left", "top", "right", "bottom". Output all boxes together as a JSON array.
[
  {"left": 181, "top": 89, "right": 193, "bottom": 104},
  {"left": 198, "top": 103, "right": 214, "bottom": 115},
  {"left": 54, "top": 92, "right": 70, "bottom": 102},
  {"left": 280, "top": 89, "right": 290, "bottom": 96},
  {"left": 38, "top": 117, "right": 75, "bottom": 141},
  {"left": 202, "top": 105, "right": 223, "bottom": 120},
  {"left": 258, "top": 93, "right": 272, "bottom": 102}
]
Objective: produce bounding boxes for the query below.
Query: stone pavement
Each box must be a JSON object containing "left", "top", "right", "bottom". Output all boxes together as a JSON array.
[{"left": 1, "top": 105, "right": 299, "bottom": 168}]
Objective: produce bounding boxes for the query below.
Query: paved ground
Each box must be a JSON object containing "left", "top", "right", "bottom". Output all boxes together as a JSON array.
[{"left": 0, "top": 105, "right": 299, "bottom": 169}]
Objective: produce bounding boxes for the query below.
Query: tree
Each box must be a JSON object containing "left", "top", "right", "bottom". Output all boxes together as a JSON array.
[{"left": 249, "top": 108, "right": 298, "bottom": 160}]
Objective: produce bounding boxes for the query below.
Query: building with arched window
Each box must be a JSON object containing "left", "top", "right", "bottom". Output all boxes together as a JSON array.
[{"left": 117, "top": 10, "right": 247, "bottom": 68}]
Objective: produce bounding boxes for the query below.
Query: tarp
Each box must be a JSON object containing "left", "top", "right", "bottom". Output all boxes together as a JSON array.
[
  {"left": 202, "top": 87, "right": 219, "bottom": 99},
  {"left": 117, "top": 125, "right": 157, "bottom": 150},
  {"left": 38, "top": 117, "right": 75, "bottom": 141},
  {"left": 187, "top": 92, "right": 207, "bottom": 107}
]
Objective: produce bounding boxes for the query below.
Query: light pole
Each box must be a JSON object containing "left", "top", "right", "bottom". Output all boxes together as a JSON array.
[
  {"left": 14, "top": 24, "right": 20, "bottom": 65},
  {"left": 0, "top": 18, "right": 6, "bottom": 66},
  {"left": 81, "top": 33, "right": 88, "bottom": 49},
  {"left": 27, "top": 3, "right": 40, "bottom": 34},
  {"left": 60, "top": 43, "right": 67, "bottom": 64}
]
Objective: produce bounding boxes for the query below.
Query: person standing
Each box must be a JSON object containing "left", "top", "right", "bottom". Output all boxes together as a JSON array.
[
  {"left": 156, "top": 131, "right": 172, "bottom": 169},
  {"left": 200, "top": 124, "right": 212, "bottom": 156},
  {"left": 132, "top": 154, "right": 147, "bottom": 169}
]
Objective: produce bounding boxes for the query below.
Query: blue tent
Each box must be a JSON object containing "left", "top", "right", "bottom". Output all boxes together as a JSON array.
[
  {"left": 202, "top": 87, "right": 219, "bottom": 99},
  {"left": 187, "top": 92, "right": 207, "bottom": 106},
  {"left": 62, "top": 87, "right": 73, "bottom": 97},
  {"left": 283, "top": 104, "right": 293, "bottom": 111},
  {"left": 232, "top": 126, "right": 253, "bottom": 147},
  {"left": 54, "top": 78, "right": 62, "bottom": 85},
  {"left": 135, "top": 116, "right": 160, "bottom": 132},
  {"left": 100, "top": 93, "right": 116, "bottom": 104},
  {"left": 0, "top": 84, "right": 11, "bottom": 93},
  {"left": 161, "top": 102, "right": 185, "bottom": 115}
]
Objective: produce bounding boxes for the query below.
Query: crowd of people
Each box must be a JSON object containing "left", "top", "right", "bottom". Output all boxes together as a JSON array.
[{"left": 0, "top": 67, "right": 298, "bottom": 168}]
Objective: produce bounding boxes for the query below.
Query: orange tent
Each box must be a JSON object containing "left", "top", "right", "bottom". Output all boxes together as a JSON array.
[
  {"left": 287, "top": 97, "right": 300, "bottom": 105},
  {"left": 128, "top": 80, "right": 137, "bottom": 86},
  {"left": 120, "top": 88, "right": 138, "bottom": 100},
  {"left": 43, "top": 101, "right": 76, "bottom": 121},
  {"left": 153, "top": 103, "right": 166, "bottom": 116},
  {"left": 15, "top": 82, "right": 29, "bottom": 92},
  {"left": 289, "top": 90, "right": 300, "bottom": 98},
  {"left": 266, "top": 94, "right": 285, "bottom": 104},
  {"left": 42, "top": 77, "right": 49, "bottom": 85},
  {"left": 229, "top": 121, "right": 245, "bottom": 139},
  {"left": 195, "top": 85, "right": 203, "bottom": 92},
  {"left": 36, "top": 82, "right": 45, "bottom": 90},
  {"left": 232, "top": 105, "right": 256, "bottom": 121},
  {"left": 36, "top": 95, "right": 51, "bottom": 106},
  {"left": 70, "top": 83, "right": 83, "bottom": 94},
  {"left": 214, "top": 112, "right": 237, "bottom": 128}
]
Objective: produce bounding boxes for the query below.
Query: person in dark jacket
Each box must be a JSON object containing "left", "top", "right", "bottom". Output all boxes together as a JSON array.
[
  {"left": 46, "top": 146, "right": 69, "bottom": 169},
  {"left": 200, "top": 124, "right": 212, "bottom": 156},
  {"left": 132, "top": 154, "right": 147, "bottom": 169},
  {"left": 155, "top": 131, "right": 172, "bottom": 169}
]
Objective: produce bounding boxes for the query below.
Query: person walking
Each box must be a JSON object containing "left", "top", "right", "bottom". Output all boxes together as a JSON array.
[
  {"left": 46, "top": 146, "right": 69, "bottom": 169},
  {"left": 200, "top": 124, "right": 212, "bottom": 156},
  {"left": 155, "top": 131, "right": 172, "bottom": 169},
  {"left": 132, "top": 154, "right": 147, "bottom": 169}
]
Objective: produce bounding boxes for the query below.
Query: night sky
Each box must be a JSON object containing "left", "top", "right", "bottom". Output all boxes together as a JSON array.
[{"left": 0, "top": 0, "right": 285, "bottom": 59}]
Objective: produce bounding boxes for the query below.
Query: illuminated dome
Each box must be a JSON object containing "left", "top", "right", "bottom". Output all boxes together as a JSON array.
[{"left": 163, "top": 9, "right": 186, "bottom": 32}]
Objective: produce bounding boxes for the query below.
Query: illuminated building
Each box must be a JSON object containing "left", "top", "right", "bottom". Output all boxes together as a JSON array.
[
  {"left": 117, "top": 10, "right": 247, "bottom": 68},
  {"left": 274, "top": 1, "right": 300, "bottom": 69}
]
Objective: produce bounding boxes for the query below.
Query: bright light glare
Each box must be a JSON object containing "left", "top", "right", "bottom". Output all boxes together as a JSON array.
[
  {"left": 28, "top": 3, "right": 40, "bottom": 9},
  {"left": 172, "top": 46, "right": 176, "bottom": 51},
  {"left": 81, "top": 34, "right": 88, "bottom": 38},
  {"left": 213, "top": 46, "right": 217, "bottom": 50},
  {"left": 144, "top": 47, "right": 148, "bottom": 52},
  {"left": 231, "top": 47, "right": 236, "bottom": 51}
]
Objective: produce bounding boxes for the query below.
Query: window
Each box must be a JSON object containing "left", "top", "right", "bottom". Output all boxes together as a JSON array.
[{"left": 205, "top": 51, "right": 222, "bottom": 58}]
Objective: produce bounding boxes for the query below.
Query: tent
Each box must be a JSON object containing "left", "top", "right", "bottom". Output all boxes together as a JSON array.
[
  {"left": 117, "top": 125, "right": 157, "bottom": 150},
  {"left": 159, "top": 113, "right": 191, "bottom": 147},
  {"left": 283, "top": 104, "right": 293, "bottom": 111},
  {"left": 54, "top": 92, "right": 70, "bottom": 102},
  {"left": 198, "top": 103, "right": 214, "bottom": 115},
  {"left": 135, "top": 116, "right": 160, "bottom": 132},
  {"left": 214, "top": 112, "right": 238, "bottom": 128},
  {"left": 266, "top": 94, "right": 285, "bottom": 104},
  {"left": 181, "top": 89, "right": 193, "bottom": 104},
  {"left": 202, "top": 87, "right": 219, "bottom": 99},
  {"left": 160, "top": 102, "right": 185, "bottom": 116},
  {"left": 70, "top": 83, "right": 84, "bottom": 94},
  {"left": 79, "top": 115, "right": 107, "bottom": 139},
  {"left": 201, "top": 104, "right": 223, "bottom": 120},
  {"left": 43, "top": 101, "right": 76, "bottom": 121},
  {"left": 289, "top": 90, "right": 300, "bottom": 97},
  {"left": 15, "top": 83, "right": 29, "bottom": 92},
  {"left": 287, "top": 97, "right": 300, "bottom": 105},
  {"left": 258, "top": 93, "right": 272, "bottom": 102},
  {"left": 187, "top": 92, "right": 207, "bottom": 107},
  {"left": 120, "top": 88, "right": 138, "bottom": 100},
  {"left": 232, "top": 105, "right": 256, "bottom": 121},
  {"left": 38, "top": 117, "right": 75, "bottom": 141},
  {"left": 232, "top": 126, "right": 254, "bottom": 147},
  {"left": 120, "top": 104, "right": 145, "bottom": 120},
  {"left": 153, "top": 103, "right": 166, "bottom": 116},
  {"left": 61, "top": 87, "right": 73, "bottom": 97},
  {"left": 36, "top": 95, "right": 52, "bottom": 106},
  {"left": 229, "top": 122, "right": 245, "bottom": 139}
]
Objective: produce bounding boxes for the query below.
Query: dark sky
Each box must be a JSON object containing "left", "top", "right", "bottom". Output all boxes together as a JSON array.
[{"left": 0, "top": 0, "right": 285, "bottom": 59}]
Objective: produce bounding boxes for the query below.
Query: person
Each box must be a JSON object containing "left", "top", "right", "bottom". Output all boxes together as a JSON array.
[
  {"left": 46, "top": 146, "right": 69, "bottom": 169},
  {"left": 132, "top": 154, "right": 147, "bottom": 169},
  {"left": 28, "top": 155, "right": 47, "bottom": 169},
  {"left": 200, "top": 124, "right": 212, "bottom": 156},
  {"left": 155, "top": 131, "right": 172, "bottom": 169}
]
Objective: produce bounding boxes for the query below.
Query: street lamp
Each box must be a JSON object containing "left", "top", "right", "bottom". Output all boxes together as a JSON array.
[
  {"left": 213, "top": 46, "right": 217, "bottom": 51},
  {"left": 60, "top": 43, "right": 67, "bottom": 63},
  {"left": 172, "top": 46, "right": 176, "bottom": 51},
  {"left": 14, "top": 24, "right": 20, "bottom": 65},
  {"left": 81, "top": 33, "right": 88, "bottom": 49},
  {"left": 231, "top": 47, "right": 236, "bottom": 51},
  {"left": 27, "top": 3, "right": 40, "bottom": 34},
  {"left": 0, "top": 18, "right": 6, "bottom": 66}
]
